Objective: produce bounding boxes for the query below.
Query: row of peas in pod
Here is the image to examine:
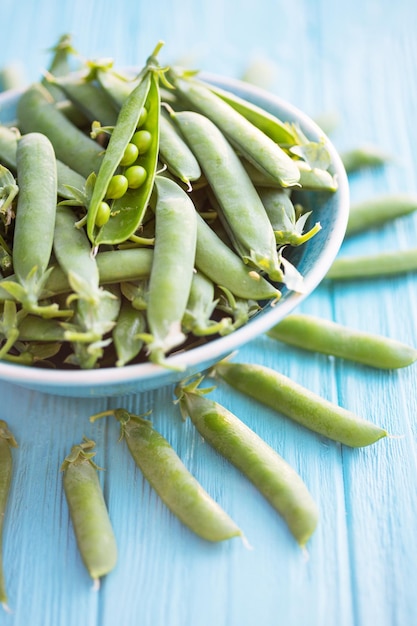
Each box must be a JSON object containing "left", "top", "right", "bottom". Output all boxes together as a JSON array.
[{"left": 0, "top": 37, "right": 337, "bottom": 369}]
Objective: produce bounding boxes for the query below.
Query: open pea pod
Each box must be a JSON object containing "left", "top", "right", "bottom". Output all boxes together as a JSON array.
[{"left": 87, "top": 44, "right": 163, "bottom": 247}]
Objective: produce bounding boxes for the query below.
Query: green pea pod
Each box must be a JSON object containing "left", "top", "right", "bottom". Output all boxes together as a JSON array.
[
  {"left": 0, "top": 248, "right": 154, "bottom": 302},
  {"left": 158, "top": 111, "right": 201, "bottom": 188},
  {"left": 46, "top": 70, "right": 119, "bottom": 126},
  {"left": 0, "top": 420, "right": 17, "bottom": 611},
  {"left": 258, "top": 187, "right": 321, "bottom": 246},
  {"left": 267, "top": 313, "right": 417, "bottom": 369},
  {"left": 172, "top": 74, "right": 300, "bottom": 187},
  {"left": 171, "top": 109, "right": 283, "bottom": 282},
  {"left": 0, "top": 132, "right": 67, "bottom": 318},
  {"left": 182, "top": 270, "right": 233, "bottom": 337},
  {"left": 87, "top": 44, "right": 163, "bottom": 246},
  {"left": 61, "top": 438, "right": 117, "bottom": 586},
  {"left": 140, "top": 176, "right": 197, "bottom": 367},
  {"left": 194, "top": 210, "right": 281, "bottom": 302},
  {"left": 175, "top": 378, "right": 318, "bottom": 548},
  {"left": 202, "top": 79, "right": 298, "bottom": 146},
  {"left": 346, "top": 193, "right": 417, "bottom": 236},
  {"left": 0, "top": 125, "right": 87, "bottom": 200},
  {"left": 41, "top": 33, "right": 77, "bottom": 101},
  {"left": 90, "top": 409, "right": 243, "bottom": 543},
  {"left": 213, "top": 360, "right": 388, "bottom": 447},
  {"left": 112, "top": 298, "right": 146, "bottom": 366},
  {"left": 16, "top": 82, "right": 103, "bottom": 178}
]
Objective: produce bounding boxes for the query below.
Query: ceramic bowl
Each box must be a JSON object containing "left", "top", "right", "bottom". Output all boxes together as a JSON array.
[{"left": 0, "top": 73, "right": 349, "bottom": 397}]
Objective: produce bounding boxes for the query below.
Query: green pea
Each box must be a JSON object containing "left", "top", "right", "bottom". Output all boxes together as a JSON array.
[
  {"left": 90, "top": 409, "right": 243, "bottom": 543},
  {"left": 119, "top": 142, "right": 139, "bottom": 167},
  {"left": 125, "top": 165, "right": 147, "bottom": 189},
  {"left": 61, "top": 438, "right": 117, "bottom": 586},
  {"left": 175, "top": 378, "right": 318, "bottom": 548},
  {"left": 0, "top": 420, "right": 17, "bottom": 611},
  {"left": 213, "top": 360, "right": 388, "bottom": 447},
  {"left": 267, "top": 313, "right": 417, "bottom": 369},
  {"left": 131, "top": 129, "right": 152, "bottom": 154},
  {"left": 105, "top": 174, "right": 129, "bottom": 199},
  {"left": 95, "top": 201, "right": 111, "bottom": 227}
]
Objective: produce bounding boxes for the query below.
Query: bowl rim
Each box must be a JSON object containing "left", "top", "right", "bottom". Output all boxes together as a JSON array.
[{"left": 0, "top": 72, "right": 349, "bottom": 390}]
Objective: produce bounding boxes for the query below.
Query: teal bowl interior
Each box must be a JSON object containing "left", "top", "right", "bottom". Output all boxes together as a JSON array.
[{"left": 0, "top": 73, "right": 349, "bottom": 397}]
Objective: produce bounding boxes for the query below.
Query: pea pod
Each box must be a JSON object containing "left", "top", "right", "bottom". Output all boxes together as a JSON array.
[
  {"left": 0, "top": 420, "right": 17, "bottom": 611},
  {"left": 16, "top": 82, "right": 103, "bottom": 178},
  {"left": 194, "top": 210, "right": 281, "bottom": 302},
  {"left": 171, "top": 109, "right": 283, "bottom": 282},
  {"left": 346, "top": 193, "right": 417, "bottom": 236},
  {"left": 112, "top": 298, "right": 146, "bottom": 366},
  {"left": 202, "top": 79, "right": 298, "bottom": 146},
  {"left": 90, "top": 409, "right": 243, "bottom": 543},
  {"left": 0, "top": 124, "right": 87, "bottom": 199},
  {"left": 326, "top": 249, "right": 417, "bottom": 280},
  {"left": 139, "top": 176, "right": 197, "bottom": 366},
  {"left": 172, "top": 74, "right": 300, "bottom": 187},
  {"left": 61, "top": 438, "right": 117, "bottom": 586},
  {"left": 267, "top": 313, "right": 417, "bottom": 369},
  {"left": 213, "top": 360, "right": 388, "bottom": 447},
  {"left": 175, "top": 378, "right": 318, "bottom": 548},
  {"left": 182, "top": 270, "right": 233, "bottom": 337},
  {"left": 87, "top": 44, "right": 163, "bottom": 246},
  {"left": 158, "top": 111, "right": 201, "bottom": 188}
]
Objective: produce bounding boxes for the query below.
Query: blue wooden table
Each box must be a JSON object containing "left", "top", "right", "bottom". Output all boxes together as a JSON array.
[{"left": 1, "top": 1, "right": 417, "bottom": 624}]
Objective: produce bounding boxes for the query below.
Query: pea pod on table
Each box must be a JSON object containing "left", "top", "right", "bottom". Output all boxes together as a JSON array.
[
  {"left": 90, "top": 408, "right": 243, "bottom": 543},
  {"left": 267, "top": 313, "right": 417, "bottom": 369},
  {"left": 175, "top": 377, "right": 318, "bottom": 548},
  {"left": 0, "top": 420, "right": 17, "bottom": 612},
  {"left": 61, "top": 438, "right": 117, "bottom": 587},
  {"left": 213, "top": 360, "right": 389, "bottom": 447}
]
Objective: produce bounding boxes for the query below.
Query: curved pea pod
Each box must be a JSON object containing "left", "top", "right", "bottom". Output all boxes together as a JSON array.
[
  {"left": 175, "top": 379, "right": 318, "bottom": 548},
  {"left": 213, "top": 360, "right": 389, "bottom": 447},
  {"left": 46, "top": 69, "right": 119, "bottom": 126},
  {"left": 112, "top": 298, "right": 146, "bottom": 366},
  {"left": 61, "top": 438, "right": 117, "bottom": 586},
  {"left": 0, "top": 124, "right": 87, "bottom": 200},
  {"left": 171, "top": 109, "right": 283, "bottom": 282},
  {"left": 201, "top": 79, "right": 298, "bottom": 146},
  {"left": 16, "top": 82, "right": 103, "bottom": 178},
  {"left": 346, "top": 193, "right": 417, "bottom": 236},
  {"left": 194, "top": 210, "right": 281, "bottom": 302},
  {"left": 295, "top": 160, "right": 338, "bottom": 192},
  {"left": 0, "top": 420, "right": 17, "bottom": 611},
  {"left": 158, "top": 111, "right": 201, "bottom": 188},
  {"left": 267, "top": 313, "right": 417, "bottom": 369},
  {"left": 53, "top": 207, "right": 120, "bottom": 368},
  {"left": 139, "top": 176, "right": 197, "bottom": 366},
  {"left": 182, "top": 270, "right": 234, "bottom": 337},
  {"left": 172, "top": 75, "right": 300, "bottom": 187},
  {"left": 258, "top": 187, "right": 321, "bottom": 246},
  {"left": 87, "top": 45, "right": 163, "bottom": 246},
  {"left": 90, "top": 409, "right": 243, "bottom": 543}
]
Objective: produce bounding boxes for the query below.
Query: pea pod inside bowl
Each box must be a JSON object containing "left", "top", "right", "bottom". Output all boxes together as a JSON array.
[{"left": 0, "top": 70, "right": 349, "bottom": 397}]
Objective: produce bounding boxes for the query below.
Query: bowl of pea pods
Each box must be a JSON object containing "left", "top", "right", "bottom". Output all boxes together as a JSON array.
[{"left": 0, "top": 42, "right": 349, "bottom": 397}]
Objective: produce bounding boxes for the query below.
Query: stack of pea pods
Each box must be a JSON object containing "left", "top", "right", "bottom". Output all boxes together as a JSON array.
[{"left": 0, "top": 38, "right": 335, "bottom": 371}]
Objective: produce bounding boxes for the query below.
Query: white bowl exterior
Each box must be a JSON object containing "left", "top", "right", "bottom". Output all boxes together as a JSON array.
[{"left": 0, "top": 75, "right": 349, "bottom": 397}]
